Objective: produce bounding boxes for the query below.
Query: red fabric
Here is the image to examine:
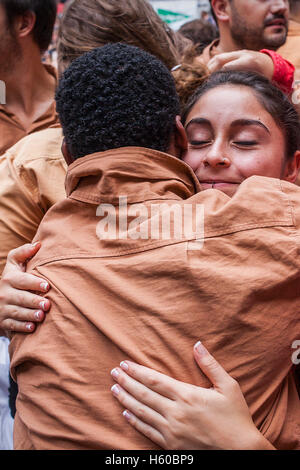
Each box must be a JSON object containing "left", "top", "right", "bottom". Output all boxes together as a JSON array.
[
  {"left": 57, "top": 3, "right": 64, "bottom": 15},
  {"left": 260, "top": 49, "right": 295, "bottom": 95}
]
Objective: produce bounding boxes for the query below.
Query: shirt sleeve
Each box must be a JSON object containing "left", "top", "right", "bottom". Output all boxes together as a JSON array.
[{"left": 0, "top": 152, "right": 66, "bottom": 274}]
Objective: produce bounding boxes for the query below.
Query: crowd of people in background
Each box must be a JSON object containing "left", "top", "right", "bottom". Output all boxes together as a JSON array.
[{"left": 0, "top": 0, "right": 299, "bottom": 451}]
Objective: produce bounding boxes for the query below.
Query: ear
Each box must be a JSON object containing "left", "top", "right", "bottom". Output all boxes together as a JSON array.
[
  {"left": 14, "top": 11, "right": 36, "bottom": 40},
  {"left": 170, "top": 116, "right": 188, "bottom": 159},
  {"left": 282, "top": 150, "right": 300, "bottom": 183},
  {"left": 61, "top": 139, "right": 74, "bottom": 166},
  {"left": 211, "top": 0, "right": 231, "bottom": 23}
]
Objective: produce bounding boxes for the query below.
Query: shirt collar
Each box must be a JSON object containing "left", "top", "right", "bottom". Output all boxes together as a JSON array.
[{"left": 65, "top": 147, "right": 201, "bottom": 205}]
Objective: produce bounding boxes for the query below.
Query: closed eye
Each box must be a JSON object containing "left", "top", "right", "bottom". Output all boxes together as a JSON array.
[
  {"left": 233, "top": 141, "right": 258, "bottom": 146},
  {"left": 190, "top": 140, "right": 211, "bottom": 146}
]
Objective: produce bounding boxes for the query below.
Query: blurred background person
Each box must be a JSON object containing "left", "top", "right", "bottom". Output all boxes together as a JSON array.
[
  {"left": 0, "top": 0, "right": 58, "bottom": 155},
  {"left": 178, "top": 18, "right": 218, "bottom": 55},
  {"left": 204, "top": 0, "right": 289, "bottom": 60}
]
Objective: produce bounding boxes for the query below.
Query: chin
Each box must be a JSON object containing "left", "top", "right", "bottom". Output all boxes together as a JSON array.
[{"left": 263, "top": 34, "right": 287, "bottom": 49}]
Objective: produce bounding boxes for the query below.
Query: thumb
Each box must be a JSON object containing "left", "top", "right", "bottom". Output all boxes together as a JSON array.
[
  {"left": 193, "top": 341, "right": 232, "bottom": 391},
  {"left": 5, "top": 242, "right": 41, "bottom": 270}
]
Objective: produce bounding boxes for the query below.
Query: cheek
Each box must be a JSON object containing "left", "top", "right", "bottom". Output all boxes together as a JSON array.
[
  {"left": 236, "top": 150, "right": 284, "bottom": 178},
  {"left": 182, "top": 149, "right": 204, "bottom": 172}
]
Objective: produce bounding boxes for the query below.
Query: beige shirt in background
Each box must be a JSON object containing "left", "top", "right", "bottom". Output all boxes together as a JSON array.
[
  {"left": 0, "top": 65, "right": 59, "bottom": 156},
  {"left": 278, "top": 20, "right": 300, "bottom": 80},
  {"left": 0, "top": 126, "right": 66, "bottom": 273},
  {"left": 10, "top": 148, "right": 300, "bottom": 450}
]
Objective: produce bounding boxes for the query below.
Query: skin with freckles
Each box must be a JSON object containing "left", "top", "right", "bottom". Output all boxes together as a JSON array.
[{"left": 182, "top": 84, "right": 300, "bottom": 197}]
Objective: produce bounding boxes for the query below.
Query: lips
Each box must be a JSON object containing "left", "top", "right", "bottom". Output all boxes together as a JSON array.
[{"left": 265, "top": 19, "right": 286, "bottom": 28}]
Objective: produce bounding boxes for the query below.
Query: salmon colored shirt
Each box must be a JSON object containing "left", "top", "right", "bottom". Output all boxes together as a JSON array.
[
  {"left": 10, "top": 148, "right": 300, "bottom": 450},
  {"left": 0, "top": 126, "right": 66, "bottom": 274},
  {"left": 0, "top": 64, "right": 59, "bottom": 156}
]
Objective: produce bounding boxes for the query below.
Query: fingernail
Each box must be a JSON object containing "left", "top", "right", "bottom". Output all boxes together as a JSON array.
[
  {"left": 194, "top": 341, "right": 207, "bottom": 356},
  {"left": 26, "top": 323, "right": 34, "bottom": 331},
  {"left": 32, "top": 242, "right": 40, "bottom": 247},
  {"left": 120, "top": 361, "right": 129, "bottom": 371},
  {"left": 39, "top": 301, "right": 47, "bottom": 310},
  {"left": 111, "top": 384, "right": 120, "bottom": 396},
  {"left": 111, "top": 368, "right": 120, "bottom": 379},
  {"left": 40, "top": 282, "right": 49, "bottom": 292},
  {"left": 123, "top": 410, "right": 132, "bottom": 421},
  {"left": 34, "top": 310, "right": 43, "bottom": 320}
]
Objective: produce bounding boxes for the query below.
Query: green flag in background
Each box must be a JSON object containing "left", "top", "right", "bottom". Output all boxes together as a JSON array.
[{"left": 157, "top": 8, "right": 190, "bottom": 24}]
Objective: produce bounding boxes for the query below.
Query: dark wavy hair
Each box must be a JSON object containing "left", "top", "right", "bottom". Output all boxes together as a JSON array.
[
  {"left": 55, "top": 43, "right": 181, "bottom": 159},
  {"left": 0, "top": 0, "right": 57, "bottom": 52},
  {"left": 182, "top": 70, "right": 300, "bottom": 159}
]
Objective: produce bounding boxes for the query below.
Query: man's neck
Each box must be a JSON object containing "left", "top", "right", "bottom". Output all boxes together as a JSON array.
[
  {"left": 215, "top": 28, "right": 244, "bottom": 54},
  {"left": 3, "top": 45, "right": 56, "bottom": 127}
]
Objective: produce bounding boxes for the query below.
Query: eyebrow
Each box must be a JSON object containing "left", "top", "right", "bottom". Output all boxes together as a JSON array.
[
  {"left": 185, "top": 118, "right": 211, "bottom": 130},
  {"left": 231, "top": 119, "right": 271, "bottom": 134},
  {"left": 185, "top": 117, "right": 271, "bottom": 134}
]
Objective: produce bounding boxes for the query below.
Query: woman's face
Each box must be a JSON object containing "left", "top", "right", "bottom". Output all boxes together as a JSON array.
[{"left": 183, "top": 85, "right": 296, "bottom": 197}]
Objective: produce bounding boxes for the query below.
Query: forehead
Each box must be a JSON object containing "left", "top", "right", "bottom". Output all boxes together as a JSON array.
[{"left": 186, "top": 84, "right": 273, "bottom": 125}]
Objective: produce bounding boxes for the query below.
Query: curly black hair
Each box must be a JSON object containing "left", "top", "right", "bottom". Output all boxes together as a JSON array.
[{"left": 55, "top": 43, "right": 181, "bottom": 159}]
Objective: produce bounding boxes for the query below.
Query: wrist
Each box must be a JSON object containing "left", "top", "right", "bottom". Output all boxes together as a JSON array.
[
  {"left": 260, "top": 49, "right": 295, "bottom": 95},
  {"left": 241, "top": 428, "right": 276, "bottom": 450}
]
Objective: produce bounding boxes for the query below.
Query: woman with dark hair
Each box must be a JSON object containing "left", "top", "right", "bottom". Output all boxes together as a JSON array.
[
  {"left": 109, "top": 71, "right": 300, "bottom": 450},
  {"left": 181, "top": 70, "right": 300, "bottom": 196}
]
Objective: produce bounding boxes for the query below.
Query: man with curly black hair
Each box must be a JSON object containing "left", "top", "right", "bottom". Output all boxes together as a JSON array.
[
  {"left": 10, "top": 42, "right": 193, "bottom": 450},
  {"left": 55, "top": 43, "right": 183, "bottom": 160}
]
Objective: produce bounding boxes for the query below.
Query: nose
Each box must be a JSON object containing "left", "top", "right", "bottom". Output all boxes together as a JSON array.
[
  {"left": 270, "top": 0, "right": 288, "bottom": 15},
  {"left": 203, "top": 145, "right": 231, "bottom": 169}
]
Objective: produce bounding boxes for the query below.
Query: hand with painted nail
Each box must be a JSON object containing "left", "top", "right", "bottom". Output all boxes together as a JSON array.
[
  {"left": 0, "top": 243, "right": 51, "bottom": 336},
  {"left": 111, "top": 342, "right": 275, "bottom": 450}
]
